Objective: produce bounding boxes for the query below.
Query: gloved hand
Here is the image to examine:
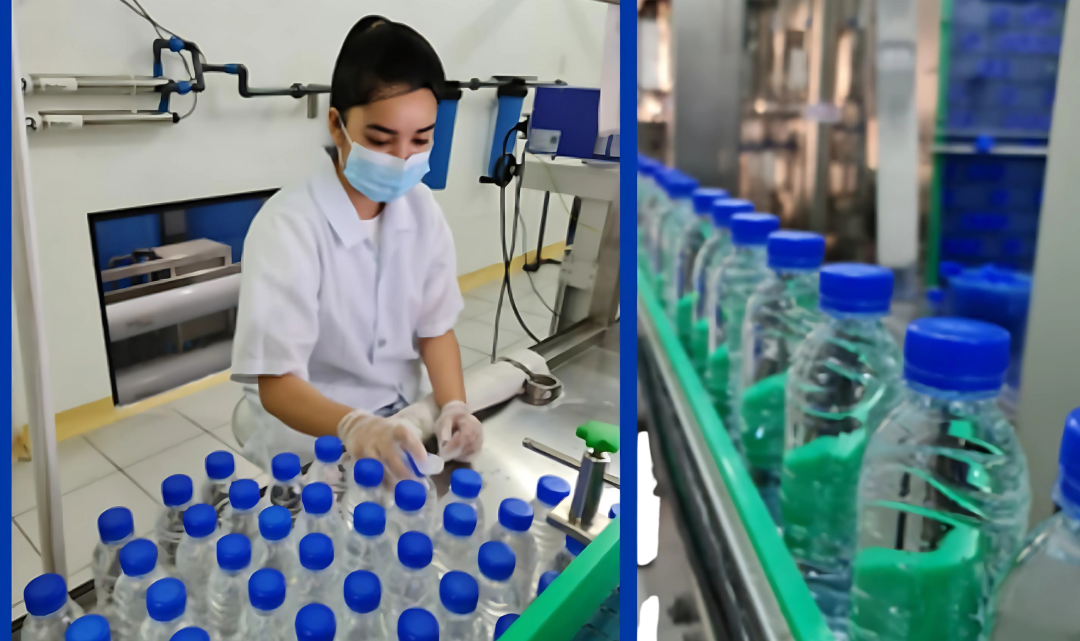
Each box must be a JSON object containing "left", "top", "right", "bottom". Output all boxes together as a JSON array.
[
  {"left": 435, "top": 400, "right": 484, "bottom": 462},
  {"left": 337, "top": 409, "right": 428, "bottom": 483}
]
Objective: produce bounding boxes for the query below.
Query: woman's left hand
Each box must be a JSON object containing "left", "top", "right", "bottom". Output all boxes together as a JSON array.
[{"left": 435, "top": 400, "right": 483, "bottom": 462}]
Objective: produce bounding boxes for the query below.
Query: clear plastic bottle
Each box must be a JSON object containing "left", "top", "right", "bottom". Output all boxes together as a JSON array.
[
  {"left": 642, "top": 167, "right": 675, "bottom": 278},
  {"left": 269, "top": 453, "right": 305, "bottom": 519},
  {"left": 528, "top": 475, "right": 571, "bottom": 593},
  {"left": 850, "top": 318, "right": 1030, "bottom": 641},
  {"left": 293, "top": 603, "right": 336, "bottom": 641},
  {"left": 291, "top": 533, "right": 344, "bottom": 613},
  {"left": 92, "top": 507, "right": 135, "bottom": 611},
  {"left": 168, "top": 628, "right": 210, "bottom": 641},
  {"left": 174, "top": 503, "right": 219, "bottom": 624},
  {"left": 112, "top": 538, "right": 167, "bottom": 639},
  {"left": 739, "top": 230, "right": 824, "bottom": 523},
  {"left": 200, "top": 451, "right": 236, "bottom": 514},
  {"left": 436, "top": 468, "right": 485, "bottom": 534},
  {"left": 306, "top": 435, "right": 347, "bottom": 501},
  {"left": 672, "top": 187, "right": 729, "bottom": 343},
  {"left": 339, "top": 570, "right": 390, "bottom": 640},
  {"left": 782, "top": 263, "right": 903, "bottom": 634},
  {"left": 543, "top": 535, "right": 586, "bottom": 575},
  {"left": 432, "top": 502, "right": 480, "bottom": 577},
  {"left": 438, "top": 571, "right": 486, "bottom": 641},
  {"left": 537, "top": 571, "right": 559, "bottom": 597},
  {"left": 396, "top": 609, "right": 439, "bottom": 641},
  {"left": 240, "top": 568, "right": 289, "bottom": 641},
  {"left": 493, "top": 614, "right": 519, "bottom": 640},
  {"left": 344, "top": 501, "right": 394, "bottom": 575},
  {"left": 637, "top": 156, "right": 664, "bottom": 277},
  {"left": 139, "top": 578, "right": 194, "bottom": 641},
  {"left": 64, "top": 614, "right": 111, "bottom": 641},
  {"left": 658, "top": 172, "right": 704, "bottom": 316},
  {"left": 476, "top": 541, "right": 520, "bottom": 636},
  {"left": 22, "top": 574, "right": 84, "bottom": 641},
  {"left": 294, "top": 482, "right": 345, "bottom": 549},
  {"left": 488, "top": 499, "right": 537, "bottom": 601},
  {"left": 252, "top": 505, "right": 299, "bottom": 579},
  {"left": 386, "top": 531, "right": 439, "bottom": 619},
  {"left": 991, "top": 407, "right": 1080, "bottom": 641},
  {"left": 388, "top": 479, "right": 432, "bottom": 539},
  {"left": 343, "top": 458, "right": 386, "bottom": 525},
  {"left": 156, "top": 474, "right": 195, "bottom": 571},
  {"left": 220, "top": 479, "right": 262, "bottom": 539},
  {"left": 205, "top": 533, "right": 253, "bottom": 639}
]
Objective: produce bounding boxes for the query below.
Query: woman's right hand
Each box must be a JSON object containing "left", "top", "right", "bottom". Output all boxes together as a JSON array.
[{"left": 336, "top": 409, "right": 428, "bottom": 483}]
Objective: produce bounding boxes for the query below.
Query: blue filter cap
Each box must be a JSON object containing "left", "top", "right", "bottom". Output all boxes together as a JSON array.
[
  {"left": 819, "top": 263, "right": 894, "bottom": 315},
  {"left": 97, "top": 507, "right": 134, "bottom": 544},
  {"left": 314, "top": 436, "right": 343, "bottom": 463},
  {"left": 395, "top": 480, "right": 426, "bottom": 511},
  {"left": 248, "top": 568, "right": 286, "bottom": 612},
  {"left": 353, "top": 502, "right": 387, "bottom": 537},
  {"left": 169, "top": 630, "right": 210, "bottom": 641},
  {"left": 204, "top": 451, "right": 235, "bottom": 481},
  {"left": 228, "top": 479, "right": 260, "bottom": 510},
  {"left": 397, "top": 609, "right": 439, "bottom": 641},
  {"left": 24, "top": 574, "right": 67, "bottom": 617},
  {"left": 65, "top": 614, "right": 111, "bottom": 641},
  {"left": 497, "top": 498, "right": 533, "bottom": 532},
  {"left": 904, "top": 317, "right": 1010, "bottom": 392},
  {"left": 494, "top": 614, "right": 520, "bottom": 639},
  {"left": 730, "top": 213, "right": 780, "bottom": 245},
  {"left": 1056, "top": 408, "right": 1080, "bottom": 510},
  {"left": 302, "top": 483, "right": 333, "bottom": 515},
  {"left": 397, "top": 531, "right": 433, "bottom": 569},
  {"left": 258, "top": 505, "right": 292, "bottom": 542},
  {"left": 767, "top": 231, "right": 826, "bottom": 270},
  {"left": 536, "top": 475, "right": 572, "bottom": 507},
  {"left": 478, "top": 541, "right": 516, "bottom": 581},
  {"left": 538, "top": 571, "right": 559, "bottom": 596},
  {"left": 161, "top": 474, "right": 193, "bottom": 508},
  {"left": 353, "top": 459, "right": 384, "bottom": 488},
  {"left": 444, "top": 502, "right": 478, "bottom": 537},
  {"left": 692, "top": 188, "right": 729, "bottom": 215},
  {"left": 439, "top": 571, "right": 480, "bottom": 615},
  {"left": 450, "top": 468, "right": 482, "bottom": 498},
  {"left": 183, "top": 504, "right": 217, "bottom": 539},
  {"left": 271, "top": 453, "right": 301, "bottom": 482},
  {"left": 295, "top": 603, "right": 336, "bottom": 641},
  {"left": 146, "top": 578, "right": 186, "bottom": 622},
  {"left": 298, "top": 533, "right": 334, "bottom": 571},
  {"left": 609, "top": 503, "right": 621, "bottom": 519},
  {"left": 216, "top": 533, "right": 252, "bottom": 572},
  {"left": 119, "top": 539, "right": 158, "bottom": 577},
  {"left": 343, "top": 570, "right": 381, "bottom": 614},
  {"left": 711, "top": 199, "right": 754, "bottom": 228},
  {"left": 659, "top": 169, "right": 698, "bottom": 200},
  {"left": 566, "top": 535, "right": 587, "bottom": 556}
]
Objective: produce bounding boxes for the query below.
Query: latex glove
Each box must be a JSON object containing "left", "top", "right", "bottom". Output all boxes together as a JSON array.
[
  {"left": 337, "top": 409, "right": 428, "bottom": 483},
  {"left": 435, "top": 400, "right": 484, "bottom": 462}
]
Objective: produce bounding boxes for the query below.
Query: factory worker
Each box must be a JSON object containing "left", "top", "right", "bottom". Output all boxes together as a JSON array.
[{"left": 230, "top": 15, "right": 482, "bottom": 481}]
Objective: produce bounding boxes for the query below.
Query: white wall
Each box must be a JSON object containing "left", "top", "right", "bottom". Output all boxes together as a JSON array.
[{"left": 13, "top": 0, "right": 608, "bottom": 416}]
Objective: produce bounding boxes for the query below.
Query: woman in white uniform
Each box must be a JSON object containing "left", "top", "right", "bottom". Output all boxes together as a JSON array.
[{"left": 231, "top": 16, "right": 482, "bottom": 481}]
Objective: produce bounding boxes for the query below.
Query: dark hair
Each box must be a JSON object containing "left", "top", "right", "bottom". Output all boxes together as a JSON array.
[{"left": 331, "top": 16, "right": 446, "bottom": 120}]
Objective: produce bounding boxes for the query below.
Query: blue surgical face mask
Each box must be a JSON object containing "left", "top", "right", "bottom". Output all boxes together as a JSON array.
[{"left": 337, "top": 116, "right": 431, "bottom": 202}]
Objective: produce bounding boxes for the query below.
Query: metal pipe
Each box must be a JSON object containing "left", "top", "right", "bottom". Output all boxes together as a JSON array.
[
  {"left": 569, "top": 450, "right": 609, "bottom": 526},
  {"left": 24, "top": 74, "right": 169, "bottom": 94},
  {"left": 38, "top": 111, "right": 177, "bottom": 129},
  {"left": 522, "top": 438, "right": 621, "bottom": 487},
  {"left": 107, "top": 273, "right": 241, "bottom": 342},
  {"left": 115, "top": 341, "right": 233, "bottom": 405}
]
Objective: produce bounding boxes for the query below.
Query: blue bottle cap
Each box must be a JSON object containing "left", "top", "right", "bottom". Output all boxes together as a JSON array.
[
  {"left": 302, "top": 482, "right": 333, "bottom": 515},
  {"left": 538, "top": 570, "right": 559, "bottom": 596},
  {"left": 169, "top": 629, "right": 210, "bottom": 641},
  {"left": 395, "top": 479, "right": 427, "bottom": 511},
  {"left": 730, "top": 213, "right": 780, "bottom": 246},
  {"left": 443, "top": 502, "right": 478, "bottom": 537},
  {"left": 608, "top": 503, "right": 620, "bottom": 519},
  {"left": 439, "top": 571, "right": 479, "bottom": 615},
  {"left": 692, "top": 187, "right": 729, "bottom": 215},
  {"left": 659, "top": 169, "right": 699, "bottom": 200},
  {"left": 298, "top": 533, "right": 334, "bottom": 571},
  {"left": 497, "top": 498, "right": 534, "bottom": 532},
  {"left": 536, "top": 475, "right": 572, "bottom": 507},
  {"left": 353, "top": 501, "right": 386, "bottom": 537},
  {"left": 314, "top": 435, "right": 343, "bottom": 463},
  {"left": 397, "top": 531, "right": 433, "bottom": 569},
  {"left": 24, "top": 573, "right": 67, "bottom": 616},
  {"left": 819, "top": 263, "right": 894, "bottom": 315},
  {"left": 637, "top": 154, "right": 658, "bottom": 177},
  {"left": 1056, "top": 408, "right": 1080, "bottom": 510},
  {"left": 271, "top": 453, "right": 301, "bottom": 482},
  {"left": 478, "top": 541, "right": 516, "bottom": 581},
  {"left": 939, "top": 261, "right": 964, "bottom": 281},
  {"left": 258, "top": 505, "right": 292, "bottom": 542},
  {"left": 183, "top": 504, "right": 217, "bottom": 539},
  {"left": 494, "top": 614, "right": 520, "bottom": 639},
  {"left": 228, "top": 479, "right": 260, "bottom": 511},
  {"left": 119, "top": 539, "right": 158, "bottom": 577},
  {"left": 353, "top": 458, "right": 384, "bottom": 488},
  {"left": 397, "top": 608, "right": 439, "bottom": 641},
  {"left": 449, "top": 468, "right": 482, "bottom": 499},
  {"left": 161, "top": 474, "right": 193, "bottom": 508},
  {"left": 204, "top": 451, "right": 235, "bottom": 481},
  {"left": 295, "top": 603, "right": 336, "bottom": 641},
  {"left": 767, "top": 231, "right": 826, "bottom": 270},
  {"left": 248, "top": 568, "right": 286, "bottom": 612},
  {"left": 711, "top": 198, "right": 754, "bottom": 228},
  {"left": 904, "top": 317, "right": 1010, "bottom": 392},
  {"left": 343, "top": 570, "right": 381, "bottom": 614},
  {"left": 65, "top": 614, "right": 111, "bottom": 641},
  {"left": 97, "top": 507, "right": 134, "bottom": 544},
  {"left": 216, "top": 533, "right": 252, "bottom": 572},
  {"left": 146, "top": 578, "right": 186, "bottom": 622},
  {"left": 566, "top": 535, "right": 587, "bottom": 556}
]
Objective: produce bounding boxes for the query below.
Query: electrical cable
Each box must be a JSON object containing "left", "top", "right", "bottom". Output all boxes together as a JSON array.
[
  {"left": 117, "top": 0, "right": 199, "bottom": 118},
  {"left": 515, "top": 200, "right": 559, "bottom": 317}
]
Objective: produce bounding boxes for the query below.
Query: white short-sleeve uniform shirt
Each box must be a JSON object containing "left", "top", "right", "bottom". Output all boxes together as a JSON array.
[{"left": 231, "top": 153, "right": 464, "bottom": 467}]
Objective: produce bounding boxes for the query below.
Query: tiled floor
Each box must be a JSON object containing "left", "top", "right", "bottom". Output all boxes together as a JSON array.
[{"left": 10, "top": 266, "right": 562, "bottom": 619}]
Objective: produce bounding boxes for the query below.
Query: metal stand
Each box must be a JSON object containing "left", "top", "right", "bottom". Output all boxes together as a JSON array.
[{"left": 523, "top": 192, "right": 563, "bottom": 273}]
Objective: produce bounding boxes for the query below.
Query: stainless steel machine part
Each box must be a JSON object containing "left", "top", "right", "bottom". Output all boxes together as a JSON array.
[
  {"left": 521, "top": 437, "right": 621, "bottom": 488},
  {"left": 569, "top": 449, "right": 610, "bottom": 527}
]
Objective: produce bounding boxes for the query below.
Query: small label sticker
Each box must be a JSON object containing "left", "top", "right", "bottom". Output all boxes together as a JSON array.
[
  {"left": 39, "top": 77, "right": 78, "bottom": 91},
  {"left": 528, "top": 129, "right": 561, "bottom": 154}
]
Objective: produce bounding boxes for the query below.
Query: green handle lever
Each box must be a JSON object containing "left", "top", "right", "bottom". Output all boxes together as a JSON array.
[{"left": 576, "top": 421, "right": 620, "bottom": 454}]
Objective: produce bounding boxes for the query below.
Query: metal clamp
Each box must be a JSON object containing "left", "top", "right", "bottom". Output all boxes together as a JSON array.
[
  {"left": 522, "top": 437, "right": 619, "bottom": 544},
  {"left": 499, "top": 358, "right": 564, "bottom": 405}
]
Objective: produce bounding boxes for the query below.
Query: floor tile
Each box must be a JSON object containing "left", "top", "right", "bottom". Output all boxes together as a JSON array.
[
  {"left": 12, "top": 437, "right": 117, "bottom": 517},
  {"left": 453, "top": 318, "right": 525, "bottom": 355},
  {"left": 477, "top": 308, "right": 554, "bottom": 339},
  {"left": 125, "top": 433, "right": 263, "bottom": 502},
  {"left": 465, "top": 280, "right": 505, "bottom": 303},
  {"left": 85, "top": 408, "right": 203, "bottom": 469},
  {"left": 510, "top": 291, "right": 562, "bottom": 318},
  {"left": 459, "top": 295, "right": 496, "bottom": 321},
  {"left": 11, "top": 523, "right": 40, "bottom": 607},
  {"left": 210, "top": 423, "right": 243, "bottom": 453},
  {"left": 459, "top": 346, "right": 490, "bottom": 370},
  {"left": 15, "top": 472, "right": 160, "bottom": 578},
  {"left": 167, "top": 381, "right": 246, "bottom": 430},
  {"left": 12, "top": 600, "right": 27, "bottom": 622}
]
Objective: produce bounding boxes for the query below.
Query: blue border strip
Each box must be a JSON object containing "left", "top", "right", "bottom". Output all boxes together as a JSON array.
[
  {"left": 4, "top": 0, "right": 16, "bottom": 612},
  {"left": 618, "top": 0, "right": 638, "bottom": 637}
]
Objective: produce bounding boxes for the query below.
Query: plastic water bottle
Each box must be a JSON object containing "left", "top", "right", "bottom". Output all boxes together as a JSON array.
[
  {"left": 641, "top": 164, "right": 673, "bottom": 276},
  {"left": 92, "top": 507, "right": 135, "bottom": 610},
  {"left": 739, "top": 230, "right": 824, "bottom": 523},
  {"left": 397, "top": 609, "right": 439, "bottom": 641},
  {"left": 339, "top": 570, "right": 390, "bottom": 640},
  {"left": 493, "top": 614, "right": 519, "bottom": 640},
  {"left": 850, "top": 318, "right": 1031, "bottom": 641},
  {"left": 294, "top": 603, "right": 336, "bottom": 641},
  {"left": 200, "top": 451, "right": 235, "bottom": 513},
  {"left": 252, "top": 505, "right": 299, "bottom": 579},
  {"left": 306, "top": 435, "right": 347, "bottom": 500},
  {"left": 174, "top": 503, "right": 219, "bottom": 622},
  {"left": 436, "top": 468, "right": 485, "bottom": 533},
  {"left": 139, "top": 578, "right": 194, "bottom": 641},
  {"left": 537, "top": 571, "right": 558, "bottom": 597},
  {"left": 169, "top": 628, "right": 210, "bottom": 641},
  {"left": 671, "top": 187, "right": 729, "bottom": 342},
  {"left": 343, "top": 458, "right": 386, "bottom": 523},
  {"left": 156, "top": 474, "right": 195, "bottom": 570},
  {"left": 344, "top": 501, "right": 394, "bottom": 575},
  {"left": 544, "top": 535, "right": 586, "bottom": 575},
  {"left": 291, "top": 533, "right": 343, "bottom": 612},
  {"left": 439, "top": 571, "right": 485, "bottom": 641},
  {"left": 529, "top": 475, "right": 572, "bottom": 568},
  {"left": 221, "top": 479, "right": 261, "bottom": 539},
  {"left": 269, "top": 453, "right": 304, "bottom": 518},
  {"left": 294, "top": 482, "right": 345, "bottom": 548},
  {"left": 388, "top": 479, "right": 432, "bottom": 539},
  {"left": 240, "top": 568, "right": 289, "bottom": 641},
  {"left": 205, "top": 533, "right": 253, "bottom": 639},
  {"left": 64, "top": 614, "right": 110, "bottom": 641},
  {"left": 387, "top": 531, "right": 439, "bottom": 618},
  {"left": 432, "top": 502, "right": 480, "bottom": 577},
  {"left": 715, "top": 213, "right": 780, "bottom": 444},
  {"left": 113, "top": 539, "right": 167, "bottom": 639},
  {"left": 22, "top": 574, "right": 84, "bottom": 641},
  {"left": 476, "top": 541, "right": 520, "bottom": 635},
  {"left": 991, "top": 407, "right": 1080, "bottom": 640},
  {"left": 658, "top": 172, "right": 704, "bottom": 316},
  {"left": 636, "top": 156, "right": 663, "bottom": 267},
  {"left": 489, "top": 499, "right": 538, "bottom": 600},
  {"left": 782, "top": 263, "right": 903, "bottom": 633}
]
